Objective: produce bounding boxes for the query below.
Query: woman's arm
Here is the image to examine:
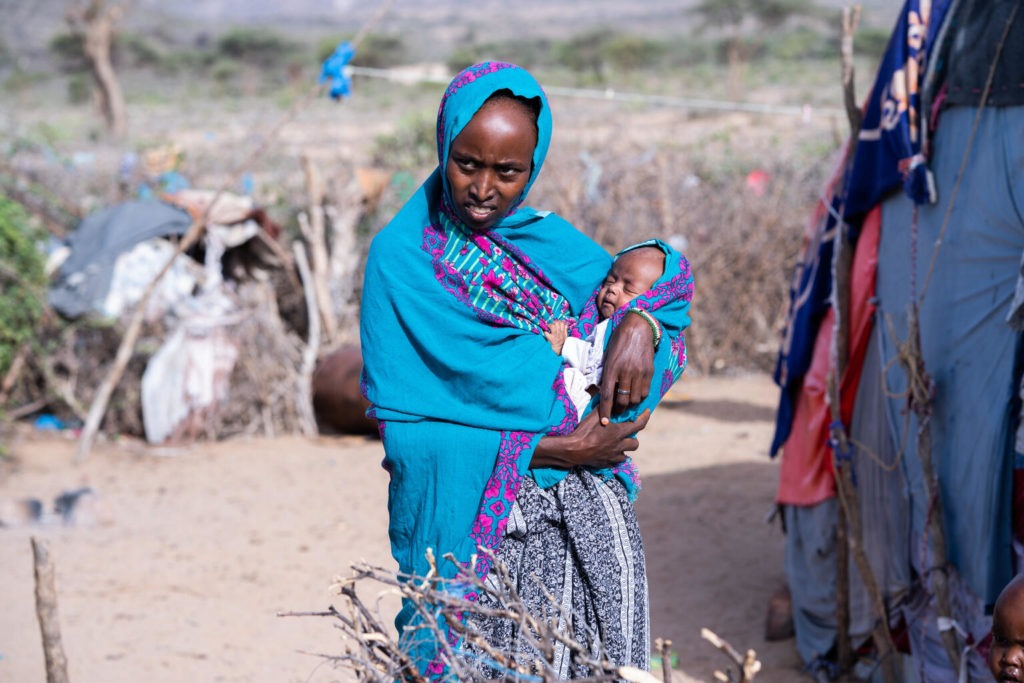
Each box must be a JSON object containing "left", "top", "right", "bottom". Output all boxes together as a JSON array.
[
  {"left": 530, "top": 408, "right": 651, "bottom": 469},
  {"left": 596, "top": 313, "right": 655, "bottom": 424}
]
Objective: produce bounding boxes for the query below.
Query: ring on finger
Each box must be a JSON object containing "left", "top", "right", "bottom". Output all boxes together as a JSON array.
[{"left": 616, "top": 389, "right": 630, "bottom": 395}]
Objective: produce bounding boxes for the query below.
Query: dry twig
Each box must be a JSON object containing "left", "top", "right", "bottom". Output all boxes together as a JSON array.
[{"left": 700, "top": 628, "right": 760, "bottom": 683}]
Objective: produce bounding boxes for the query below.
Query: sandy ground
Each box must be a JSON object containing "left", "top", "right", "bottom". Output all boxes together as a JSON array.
[{"left": 0, "top": 372, "right": 807, "bottom": 683}]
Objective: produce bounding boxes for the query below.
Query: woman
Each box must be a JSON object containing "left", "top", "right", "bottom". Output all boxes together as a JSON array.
[{"left": 360, "top": 62, "right": 693, "bottom": 678}]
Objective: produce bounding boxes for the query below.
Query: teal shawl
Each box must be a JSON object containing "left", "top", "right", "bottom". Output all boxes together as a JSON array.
[{"left": 359, "top": 64, "right": 693, "bottom": 664}]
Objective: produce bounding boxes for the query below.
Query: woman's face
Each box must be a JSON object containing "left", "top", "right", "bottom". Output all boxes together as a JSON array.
[{"left": 445, "top": 97, "right": 537, "bottom": 232}]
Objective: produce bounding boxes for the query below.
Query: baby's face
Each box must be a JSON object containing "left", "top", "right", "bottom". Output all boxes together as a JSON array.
[
  {"left": 597, "top": 248, "right": 663, "bottom": 319},
  {"left": 991, "top": 586, "right": 1024, "bottom": 682}
]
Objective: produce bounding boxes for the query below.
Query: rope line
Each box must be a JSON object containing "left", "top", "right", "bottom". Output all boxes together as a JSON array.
[{"left": 346, "top": 65, "right": 845, "bottom": 118}]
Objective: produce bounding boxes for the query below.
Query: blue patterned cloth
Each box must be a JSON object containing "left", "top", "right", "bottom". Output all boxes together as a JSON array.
[{"left": 844, "top": 0, "right": 953, "bottom": 217}]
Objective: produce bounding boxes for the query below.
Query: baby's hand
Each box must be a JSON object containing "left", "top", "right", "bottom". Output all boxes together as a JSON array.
[{"left": 544, "top": 320, "right": 568, "bottom": 355}]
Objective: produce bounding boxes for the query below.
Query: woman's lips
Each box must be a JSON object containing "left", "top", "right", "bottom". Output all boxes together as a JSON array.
[{"left": 465, "top": 204, "right": 495, "bottom": 221}]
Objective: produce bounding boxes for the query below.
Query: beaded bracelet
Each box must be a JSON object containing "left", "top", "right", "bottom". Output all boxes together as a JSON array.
[{"left": 628, "top": 308, "right": 662, "bottom": 350}]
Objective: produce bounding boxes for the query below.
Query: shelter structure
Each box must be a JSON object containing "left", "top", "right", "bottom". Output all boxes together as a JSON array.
[{"left": 771, "top": 0, "right": 1024, "bottom": 680}]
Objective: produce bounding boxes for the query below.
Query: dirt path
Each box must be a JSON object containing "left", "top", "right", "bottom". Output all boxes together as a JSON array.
[{"left": 0, "top": 372, "right": 806, "bottom": 682}]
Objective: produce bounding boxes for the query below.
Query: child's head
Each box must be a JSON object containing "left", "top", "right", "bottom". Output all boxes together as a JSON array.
[
  {"left": 597, "top": 245, "right": 664, "bottom": 319},
  {"left": 990, "top": 573, "right": 1024, "bottom": 682}
]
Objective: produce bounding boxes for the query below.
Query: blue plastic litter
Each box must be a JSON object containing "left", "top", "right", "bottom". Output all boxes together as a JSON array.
[
  {"left": 320, "top": 41, "right": 356, "bottom": 100},
  {"left": 34, "top": 414, "right": 66, "bottom": 431}
]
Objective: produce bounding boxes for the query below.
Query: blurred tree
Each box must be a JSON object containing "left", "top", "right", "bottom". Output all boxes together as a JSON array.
[
  {"left": 217, "top": 28, "right": 301, "bottom": 69},
  {"left": 350, "top": 33, "right": 406, "bottom": 69},
  {"left": 606, "top": 35, "right": 667, "bottom": 72},
  {"left": 49, "top": 33, "right": 91, "bottom": 73},
  {"left": 555, "top": 28, "right": 617, "bottom": 84},
  {"left": 692, "top": 0, "right": 815, "bottom": 97},
  {"left": 66, "top": 0, "right": 130, "bottom": 139}
]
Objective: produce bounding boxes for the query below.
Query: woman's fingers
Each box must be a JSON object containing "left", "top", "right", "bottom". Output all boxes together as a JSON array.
[{"left": 598, "top": 314, "right": 655, "bottom": 423}]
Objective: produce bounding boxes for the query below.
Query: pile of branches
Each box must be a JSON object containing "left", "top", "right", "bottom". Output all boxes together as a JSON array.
[
  {"left": 0, "top": 278, "right": 312, "bottom": 441},
  {"left": 282, "top": 549, "right": 761, "bottom": 683}
]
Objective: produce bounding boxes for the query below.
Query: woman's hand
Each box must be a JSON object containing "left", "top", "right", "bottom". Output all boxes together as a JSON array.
[
  {"left": 531, "top": 409, "right": 651, "bottom": 469},
  {"left": 598, "top": 312, "right": 654, "bottom": 424}
]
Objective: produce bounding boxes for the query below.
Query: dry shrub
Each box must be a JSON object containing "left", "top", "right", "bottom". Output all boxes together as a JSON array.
[{"left": 214, "top": 279, "right": 307, "bottom": 439}]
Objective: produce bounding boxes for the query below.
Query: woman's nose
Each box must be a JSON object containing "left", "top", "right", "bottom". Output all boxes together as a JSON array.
[{"left": 470, "top": 171, "right": 495, "bottom": 200}]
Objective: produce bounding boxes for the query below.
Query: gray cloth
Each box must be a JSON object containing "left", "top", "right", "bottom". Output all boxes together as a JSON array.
[
  {"left": 48, "top": 200, "right": 193, "bottom": 319},
  {"left": 471, "top": 471, "right": 650, "bottom": 679},
  {"left": 784, "top": 500, "right": 841, "bottom": 664},
  {"left": 875, "top": 104, "right": 1023, "bottom": 606}
]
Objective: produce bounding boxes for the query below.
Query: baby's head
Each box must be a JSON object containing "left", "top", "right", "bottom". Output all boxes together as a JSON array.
[
  {"left": 597, "top": 245, "right": 664, "bottom": 320},
  {"left": 990, "top": 573, "right": 1024, "bottom": 682}
]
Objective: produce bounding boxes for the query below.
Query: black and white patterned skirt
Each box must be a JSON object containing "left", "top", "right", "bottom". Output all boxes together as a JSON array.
[{"left": 470, "top": 469, "right": 650, "bottom": 679}]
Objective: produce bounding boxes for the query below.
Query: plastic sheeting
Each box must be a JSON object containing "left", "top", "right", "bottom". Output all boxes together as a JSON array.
[
  {"left": 48, "top": 200, "right": 193, "bottom": 319},
  {"left": 141, "top": 315, "right": 239, "bottom": 445}
]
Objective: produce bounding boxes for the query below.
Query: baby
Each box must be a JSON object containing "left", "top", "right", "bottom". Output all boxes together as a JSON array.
[
  {"left": 544, "top": 244, "right": 665, "bottom": 420},
  {"left": 990, "top": 573, "right": 1024, "bottom": 682}
]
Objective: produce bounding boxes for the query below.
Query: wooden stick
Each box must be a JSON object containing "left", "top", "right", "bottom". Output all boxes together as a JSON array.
[
  {"left": 825, "top": 9, "right": 900, "bottom": 680},
  {"left": 830, "top": 7, "right": 856, "bottom": 664},
  {"left": 292, "top": 241, "right": 320, "bottom": 437},
  {"left": 655, "top": 637, "right": 673, "bottom": 683},
  {"left": 841, "top": 6, "right": 863, "bottom": 135},
  {"left": 834, "top": 462, "right": 853, "bottom": 670},
  {"left": 901, "top": 305, "right": 961, "bottom": 673},
  {"left": 32, "top": 537, "right": 70, "bottom": 683},
  {"left": 701, "top": 628, "right": 761, "bottom": 682},
  {"left": 299, "top": 155, "right": 339, "bottom": 343},
  {"left": 0, "top": 342, "right": 29, "bottom": 403}
]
